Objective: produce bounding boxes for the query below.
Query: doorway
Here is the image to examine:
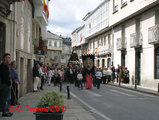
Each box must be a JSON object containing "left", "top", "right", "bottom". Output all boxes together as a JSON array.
[
  {"left": 121, "top": 51, "right": 125, "bottom": 67},
  {"left": 27, "top": 59, "right": 32, "bottom": 93},
  {"left": 107, "top": 58, "right": 111, "bottom": 68},
  {"left": 0, "top": 22, "right": 6, "bottom": 61},
  {"left": 102, "top": 59, "right": 105, "bottom": 68},
  {"left": 135, "top": 51, "right": 141, "bottom": 85},
  {"left": 20, "top": 58, "right": 24, "bottom": 97}
]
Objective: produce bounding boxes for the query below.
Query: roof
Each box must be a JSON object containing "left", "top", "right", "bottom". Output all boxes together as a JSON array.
[
  {"left": 72, "top": 26, "right": 83, "bottom": 34},
  {"left": 47, "top": 31, "right": 62, "bottom": 40},
  {"left": 61, "top": 37, "right": 72, "bottom": 46},
  {"left": 82, "top": 0, "right": 109, "bottom": 21}
]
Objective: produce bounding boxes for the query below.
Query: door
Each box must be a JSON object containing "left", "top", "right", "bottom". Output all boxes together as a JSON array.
[
  {"left": 155, "top": 47, "right": 159, "bottom": 79},
  {"left": 136, "top": 51, "right": 141, "bottom": 85},
  {"left": 121, "top": 51, "right": 125, "bottom": 67},
  {"left": 0, "top": 22, "right": 6, "bottom": 61},
  {"left": 27, "top": 59, "right": 32, "bottom": 93},
  {"left": 20, "top": 58, "right": 24, "bottom": 97},
  {"left": 107, "top": 58, "right": 111, "bottom": 68},
  {"left": 102, "top": 59, "right": 105, "bottom": 68}
]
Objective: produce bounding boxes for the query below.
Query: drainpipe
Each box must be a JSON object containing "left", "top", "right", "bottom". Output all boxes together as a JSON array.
[{"left": 13, "top": 2, "right": 17, "bottom": 60}]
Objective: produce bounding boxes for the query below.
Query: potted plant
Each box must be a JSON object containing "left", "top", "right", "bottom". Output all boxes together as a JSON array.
[{"left": 35, "top": 90, "right": 65, "bottom": 120}]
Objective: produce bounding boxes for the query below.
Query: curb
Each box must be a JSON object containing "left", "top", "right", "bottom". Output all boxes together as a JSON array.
[{"left": 109, "top": 83, "right": 159, "bottom": 96}]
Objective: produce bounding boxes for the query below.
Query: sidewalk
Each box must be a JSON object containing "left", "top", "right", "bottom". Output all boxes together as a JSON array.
[
  {"left": 109, "top": 82, "right": 159, "bottom": 96},
  {"left": 0, "top": 84, "right": 96, "bottom": 120}
]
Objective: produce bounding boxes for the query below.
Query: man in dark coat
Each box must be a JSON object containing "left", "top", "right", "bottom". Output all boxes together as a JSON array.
[{"left": 0, "top": 53, "right": 13, "bottom": 117}]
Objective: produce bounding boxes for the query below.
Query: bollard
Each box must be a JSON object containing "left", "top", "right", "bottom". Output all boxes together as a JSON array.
[
  {"left": 60, "top": 82, "right": 62, "bottom": 92},
  {"left": 119, "top": 79, "right": 120, "bottom": 86},
  {"left": 158, "top": 83, "right": 159, "bottom": 93},
  {"left": 67, "top": 86, "right": 71, "bottom": 99},
  {"left": 135, "top": 79, "right": 137, "bottom": 89}
]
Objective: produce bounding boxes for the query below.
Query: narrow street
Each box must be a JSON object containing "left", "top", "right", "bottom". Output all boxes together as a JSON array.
[{"left": 63, "top": 84, "right": 159, "bottom": 120}]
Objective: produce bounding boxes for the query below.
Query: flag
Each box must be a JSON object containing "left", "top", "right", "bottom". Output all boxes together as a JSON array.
[
  {"left": 82, "top": 55, "right": 95, "bottom": 75},
  {"left": 94, "top": 48, "right": 98, "bottom": 54},
  {"left": 87, "top": 49, "right": 90, "bottom": 55},
  {"left": 80, "top": 37, "right": 82, "bottom": 42},
  {"left": 44, "top": 0, "right": 47, "bottom": 12},
  {"left": 46, "top": 5, "right": 49, "bottom": 18}
]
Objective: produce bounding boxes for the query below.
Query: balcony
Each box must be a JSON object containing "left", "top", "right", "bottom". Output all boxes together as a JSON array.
[
  {"left": 148, "top": 25, "right": 159, "bottom": 44},
  {"left": 33, "top": 0, "right": 48, "bottom": 25},
  {"left": 34, "top": 39, "right": 47, "bottom": 56},
  {"left": 116, "top": 38, "right": 127, "bottom": 50},
  {"left": 96, "top": 45, "right": 111, "bottom": 56},
  {"left": 130, "top": 33, "right": 143, "bottom": 48}
]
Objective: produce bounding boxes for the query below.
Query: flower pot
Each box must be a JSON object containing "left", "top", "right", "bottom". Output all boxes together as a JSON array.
[{"left": 35, "top": 112, "right": 63, "bottom": 120}]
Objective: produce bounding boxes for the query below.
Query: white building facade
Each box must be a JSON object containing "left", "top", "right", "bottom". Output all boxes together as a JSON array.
[
  {"left": 110, "top": 0, "right": 159, "bottom": 91},
  {"left": 72, "top": 0, "right": 159, "bottom": 91}
]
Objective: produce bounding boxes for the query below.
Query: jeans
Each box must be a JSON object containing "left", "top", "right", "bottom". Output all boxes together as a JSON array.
[
  {"left": 2, "top": 84, "right": 11, "bottom": 114},
  {"left": 96, "top": 79, "right": 101, "bottom": 89},
  {"left": 78, "top": 80, "right": 83, "bottom": 89}
]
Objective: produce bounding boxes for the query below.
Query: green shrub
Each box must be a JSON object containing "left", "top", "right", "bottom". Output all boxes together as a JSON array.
[{"left": 37, "top": 90, "right": 64, "bottom": 113}]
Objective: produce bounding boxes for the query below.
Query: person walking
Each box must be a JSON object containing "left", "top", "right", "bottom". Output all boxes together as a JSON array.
[
  {"left": 124, "top": 67, "right": 129, "bottom": 84},
  {"left": 0, "top": 53, "right": 13, "bottom": 117},
  {"left": 47, "top": 67, "right": 53, "bottom": 86},
  {"left": 102, "top": 67, "right": 107, "bottom": 84},
  {"left": 77, "top": 70, "right": 83, "bottom": 89},
  {"left": 111, "top": 66, "right": 116, "bottom": 83},
  {"left": 10, "top": 61, "right": 20, "bottom": 105},
  {"left": 39, "top": 63, "right": 45, "bottom": 90},
  {"left": 95, "top": 68, "right": 102, "bottom": 89},
  {"left": 54, "top": 66, "right": 59, "bottom": 86},
  {"left": 33, "top": 63, "right": 40, "bottom": 92},
  {"left": 67, "top": 62, "right": 74, "bottom": 84}
]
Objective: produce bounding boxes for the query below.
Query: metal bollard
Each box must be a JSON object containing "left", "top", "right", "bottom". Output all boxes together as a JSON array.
[
  {"left": 158, "top": 83, "right": 159, "bottom": 93},
  {"left": 60, "top": 82, "right": 62, "bottom": 92},
  {"left": 119, "top": 79, "right": 120, "bottom": 86},
  {"left": 135, "top": 79, "right": 137, "bottom": 89},
  {"left": 67, "top": 86, "right": 71, "bottom": 99}
]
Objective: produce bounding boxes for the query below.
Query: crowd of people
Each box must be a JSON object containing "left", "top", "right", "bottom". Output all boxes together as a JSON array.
[
  {"left": 0, "top": 53, "right": 130, "bottom": 117},
  {"left": 0, "top": 53, "right": 20, "bottom": 117},
  {"left": 32, "top": 62, "right": 130, "bottom": 92}
]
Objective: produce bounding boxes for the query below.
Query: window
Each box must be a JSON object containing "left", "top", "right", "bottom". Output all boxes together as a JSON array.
[
  {"left": 51, "top": 51, "right": 54, "bottom": 60},
  {"left": 121, "top": 0, "right": 127, "bottom": 8},
  {"left": 54, "top": 41, "right": 57, "bottom": 47},
  {"left": 49, "top": 41, "right": 52, "bottom": 46},
  {"left": 89, "top": 24, "right": 91, "bottom": 29},
  {"left": 155, "top": 47, "right": 159, "bottom": 79},
  {"left": 113, "top": 0, "right": 118, "bottom": 13},
  {"left": 61, "top": 55, "right": 65, "bottom": 59}
]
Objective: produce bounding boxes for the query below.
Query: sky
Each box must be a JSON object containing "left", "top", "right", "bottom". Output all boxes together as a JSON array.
[{"left": 47, "top": 0, "right": 103, "bottom": 37}]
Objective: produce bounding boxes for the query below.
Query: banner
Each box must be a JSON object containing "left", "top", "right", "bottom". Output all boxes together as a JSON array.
[{"left": 82, "top": 55, "right": 95, "bottom": 75}]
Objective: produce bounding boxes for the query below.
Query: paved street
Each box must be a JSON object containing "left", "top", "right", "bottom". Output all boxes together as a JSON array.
[{"left": 64, "top": 84, "right": 159, "bottom": 120}]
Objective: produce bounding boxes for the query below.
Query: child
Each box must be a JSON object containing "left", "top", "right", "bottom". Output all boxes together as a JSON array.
[{"left": 77, "top": 70, "right": 83, "bottom": 89}]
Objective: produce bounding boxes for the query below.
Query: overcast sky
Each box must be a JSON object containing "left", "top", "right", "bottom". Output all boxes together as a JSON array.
[{"left": 47, "top": 0, "right": 103, "bottom": 37}]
